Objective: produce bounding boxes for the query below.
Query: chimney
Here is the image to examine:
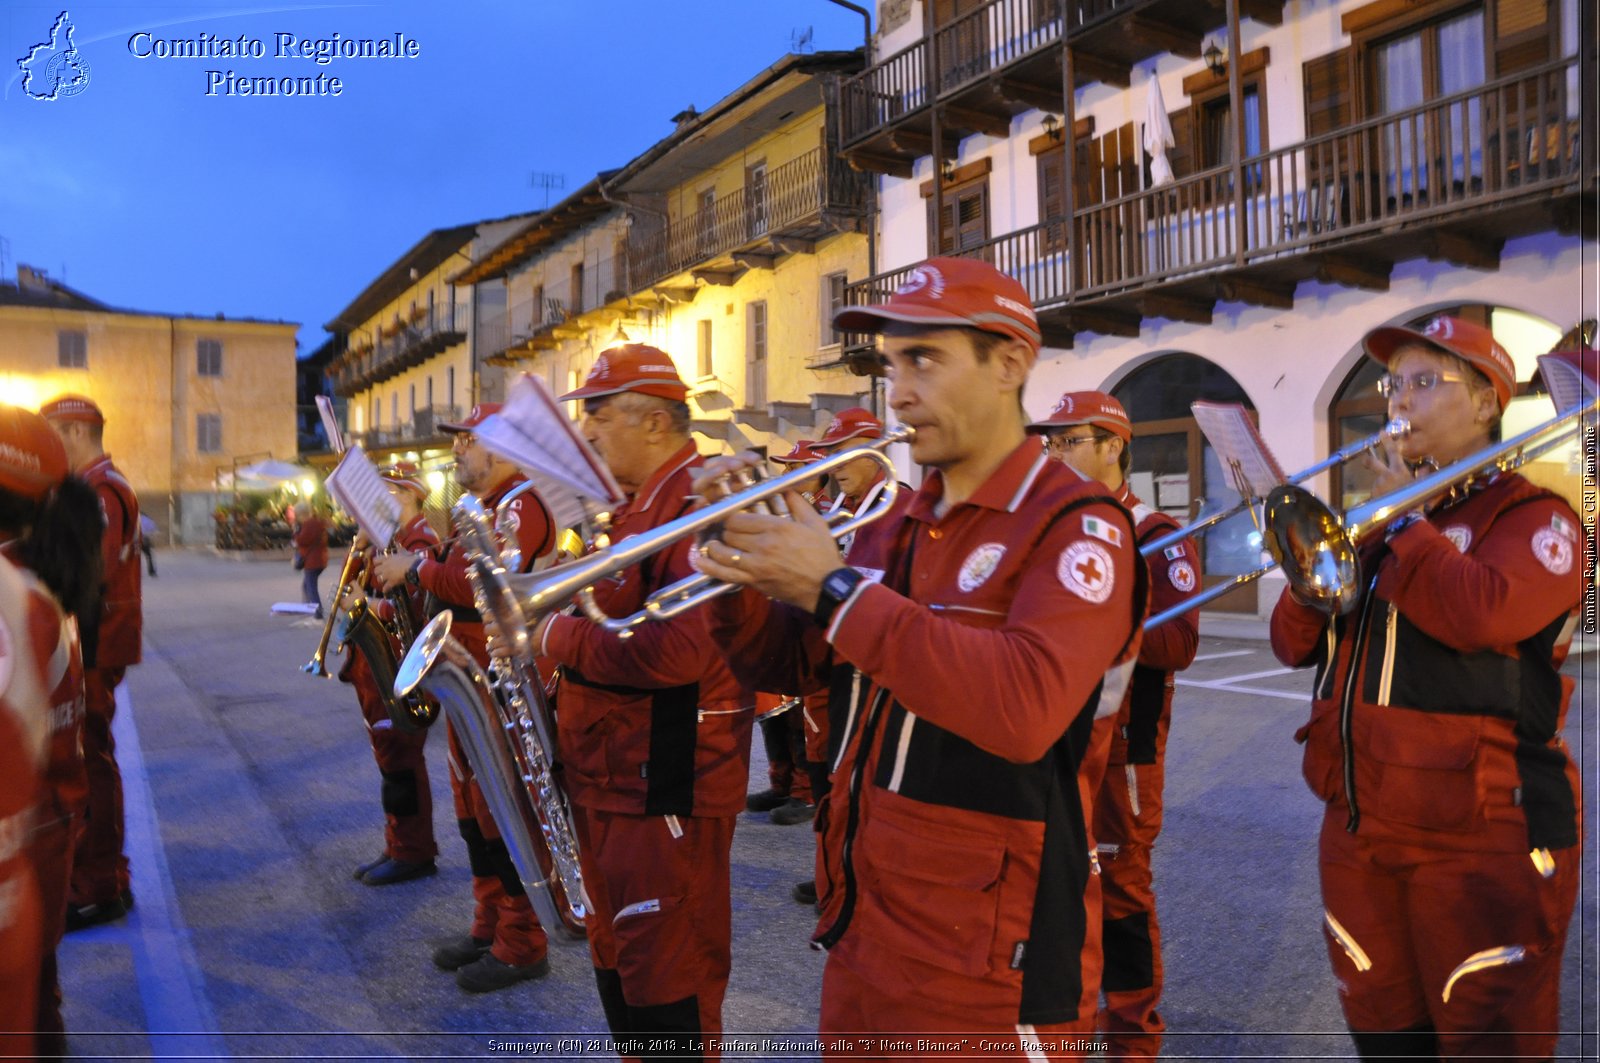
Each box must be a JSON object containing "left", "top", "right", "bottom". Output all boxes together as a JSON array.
[
  {"left": 671, "top": 106, "right": 699, "bottom": 130},
  {"left": 16, "top": 265, "right": 47, "bottom": 292}
]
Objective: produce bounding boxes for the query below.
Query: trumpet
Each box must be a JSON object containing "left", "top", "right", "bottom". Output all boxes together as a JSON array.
[
  {"left": 1144, "top": 395, "right": 1599, "bottom": 626},
  {"left": 301, "top": 540, "right": 365, "bottom": 677},
  {"left": 489, "top": 426, "right": 912, "bottom": 637}
]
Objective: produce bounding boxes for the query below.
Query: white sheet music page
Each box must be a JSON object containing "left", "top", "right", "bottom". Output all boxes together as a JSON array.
[
  {"left": 1536, "top": 352, "right": 1597, "bottom": 415},
  {"left": 325, "top": 445, "right": 401, "bottom": 547},
  {"left": 475, "top": 373, "right": 625, "bottom": 532},
  {"left": 1190, "top": 401, "right": 1288, "bottom": 498},
  {"left": 315, "top": 395, "right": 346, "bottom": 454}
]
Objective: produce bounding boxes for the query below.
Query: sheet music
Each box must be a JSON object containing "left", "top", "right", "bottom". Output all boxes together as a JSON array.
[
  {"left": 325, "top": 445, "right": 401, "bottom": 548},
  {"left": 1190, "top": 401, "right": 1288, "bottom": 498},
  {"left": 315, "top": 395, "right": 346, "bottom": 454},
  {"left": 474, "top": 373, "right": 625, "bottom": 532},
  {"left": 1536, "top": 352, "right": 1597, "bottom": 415}
]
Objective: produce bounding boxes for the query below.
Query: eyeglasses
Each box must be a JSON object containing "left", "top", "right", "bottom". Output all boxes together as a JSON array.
[
  {"left": 1376, "top": 371, "right": 1471, "bottom": 399},
  {"left": 451, "top": 433, "right": 478, "bottom": 451},
  {"left": 1045, "top": 434, "right": 1098, "bottom": 453}
]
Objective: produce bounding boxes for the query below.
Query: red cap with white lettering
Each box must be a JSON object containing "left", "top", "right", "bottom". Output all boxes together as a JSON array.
[
  {"left": 559, "top": 344, "right": 688, "bottom": 402},
  {"left": 1027, "top": 390, "right": 1133, "bottom": 442},
  {"left": 0, "top": 404, "right": 70, "bottom": 500},
  {"left": 833, "top": 258, "right": 1043, "bottom": 354},
  {"left": 1364, "top": 315, "right": 1516, "bottom": 410},
  {"left": 438, "top": 403, "right": 502, "bottom": 434},
  {"left": 39, "top": 393, "right": 105, "bottom": 426},
  {"left": 814, "top": 407, "right": 884, "bottom": 450}
]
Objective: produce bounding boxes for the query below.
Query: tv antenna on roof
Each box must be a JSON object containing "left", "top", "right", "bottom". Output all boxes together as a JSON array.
[
  {"left": 791, "top": 26, "right": 814, "bottom": 52},
  {"left": 530, "top": 171, "right": 565, "bottom": 209}
]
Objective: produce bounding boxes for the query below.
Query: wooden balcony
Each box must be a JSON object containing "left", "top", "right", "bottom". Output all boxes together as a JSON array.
[
  {"left": 840, "top": 0, "right": 1285, "bottom": 176},
  {"left": 626, "top": 146, "right": 869, "bottom": 293},
  {"left": 347, "top": 405, "right": 463, "bottom": 453},
  {"left": 846, "top": 56, "right": 1593, "bottom": 350},
  {"left": 330, "top": 301, "right": 468, "bottom": 397}
]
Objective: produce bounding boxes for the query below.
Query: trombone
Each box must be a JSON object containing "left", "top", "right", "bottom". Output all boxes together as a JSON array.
[
  {"left": 301, "top": 540, "right": 365, "bottom": 677},
  {"left": 1144, "top": 395, "right": 1599, "bottom": 627}
]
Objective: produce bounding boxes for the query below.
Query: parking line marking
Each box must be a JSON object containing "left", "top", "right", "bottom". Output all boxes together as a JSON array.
[
  {"left": 112, "top": 684, "right": 230, "bottom": 1058},
  {"left": 1176, "top": 678, "right": 1309, "bottom": 703},
  {"left": 1192, "top": 650, "right": 1256, "bottom": 662}
]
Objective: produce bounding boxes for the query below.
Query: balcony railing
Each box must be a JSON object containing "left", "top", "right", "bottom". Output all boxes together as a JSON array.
[
  {"left": 348, "top": 405, "right": 462, "bottom": 451},
  {"left": 847, "top": 55, "right": 1587, "bottom": 334},
  {"left": 841, "top": 0, "right": 1149, "bottom": 147},
  {"left": 331, "top": 301, "right": 470, "bottom": 396},
  {"left": 627, "top": 147, "right": 869, "bottom": 291}
]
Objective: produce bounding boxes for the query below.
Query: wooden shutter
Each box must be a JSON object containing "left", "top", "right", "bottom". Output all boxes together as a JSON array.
[
  {"left": 1492, "top": 0, "right": 1554, "bottom": 75},
  {"left": 1076, "top": 134, "right": 1102, "bottom": 207},
  {"left": 1166, "top": 106, "right": 1194, "bottom": 179},
  {"left": 1038, "top": 147, "right": 1067, "bottom": 250},
  {"left": 1093, "top": 122, "right": 1138, "bottom": 201},
  {"left": 927, "top": 176, "right": 990, "bottom": 255},
  {"left": 1303, "top": 48, "right": 1352, "bottom": 137}
]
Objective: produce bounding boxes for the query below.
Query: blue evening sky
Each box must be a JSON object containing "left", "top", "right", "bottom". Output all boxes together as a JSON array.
[{"left": 1, "top": 2, "right": 865, "bottom": 353}]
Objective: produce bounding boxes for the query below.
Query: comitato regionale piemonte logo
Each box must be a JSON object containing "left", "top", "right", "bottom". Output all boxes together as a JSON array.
[{"left": 18, "top": 11, "right": 91, "bottom": 101}]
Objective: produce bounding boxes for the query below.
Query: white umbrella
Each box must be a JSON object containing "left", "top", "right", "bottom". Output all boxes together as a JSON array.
[
  {"left": 235, "top": 458, "right": 314, "bottom": 484},
  {"left": 1144, "top": 74, "right": 1176, "bottom": 187}
]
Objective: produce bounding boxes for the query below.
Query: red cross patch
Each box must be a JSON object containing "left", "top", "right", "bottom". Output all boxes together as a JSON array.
[
  {"left": 1531, "top": 527, "right": 1573, "bottom": 576},
  {"left": 1058, "top": 541, "right": 1115, "bottom": 604}
]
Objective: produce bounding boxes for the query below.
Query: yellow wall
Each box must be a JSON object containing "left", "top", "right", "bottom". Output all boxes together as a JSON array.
[{"left": 664, "top": 105, "right": 828, "bottom": 224}]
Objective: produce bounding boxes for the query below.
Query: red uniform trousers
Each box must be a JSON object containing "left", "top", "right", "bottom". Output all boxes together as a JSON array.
[
  {"left": 348, "top": 652, "right": 436, "bottom": 864},
  {"left": 755, "top": 693, "right": 812, "bottom": 803},
  {"left": 574, "top": 807, "right": 736, "bottom": 1060},
  {"left": 70, "top": 665, "right": 127, "bottom": 904},
  {"left": 1092, "top": 756, "right": 1166, "bottom": 1059},
  {"left": 1317, "top": 810, "right": 1579, "bottom": 1061},
  {"left": 445, "top": 719, "right": 546, "bottom": 967}
]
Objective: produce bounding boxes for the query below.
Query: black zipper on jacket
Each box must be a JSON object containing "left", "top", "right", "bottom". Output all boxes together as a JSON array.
[
  {"left": 1339, "top": 573, "right": 1382, "bottom": 832},
  {"left": 814, "top": 685, "right": 890, "bottom": 950}
]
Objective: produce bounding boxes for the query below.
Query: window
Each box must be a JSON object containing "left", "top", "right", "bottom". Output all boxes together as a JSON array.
[
  {"left": 697, "top": 188, "right": 717, "bottom": 253},
  {"left": 821, "top": 272, "right": 848, "bottom": 346},
  {"left": 391, "top": 394, "right": 398, "bottom": 428},
  {"left": 447, "top": 366, "right": 457, "bottom": 409},
  {"left": 1198, "top": 83, "right": 1264, "bottom": 169},
  {"left": 747, "top": 162, "right": 769, "bottom": 237},
  {"left": 570, "top": 262, "right": 585, "bottom": 314},
  {"left": 196, "top": 413, "right": 222, "bottom": 453},
  {"left": 426, "top": 376, "right": 434, "bottom": 408},
  {"left": 924, "top": 165, "right": 991, "bottom": 257},
  {"left": 746, "top": 301, "right": 768, "bottom": 409},
  {"left": 409, "top": 384, "right": 416, "bottom": 419},
  {"left": 197, "top": 338, "right": 223, "bottom": 377},
  {"left": 697, "top": 319, "right": 714, "bottom": 379},
  {"left": 1370, "top": 7, "right": 1484, "bottom": 188},
  {"left": 58, "top": 330, "right": 87, "bottom": 369}
]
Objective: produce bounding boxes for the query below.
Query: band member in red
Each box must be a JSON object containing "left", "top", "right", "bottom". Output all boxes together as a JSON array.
[
  {"left": 529, "top": 345, "right": 752, "bottom": 1057},
  {"left": 1270, "top": 316, "right": 1582, "bottom": 1060},
  {"left": 1031, "top": 391, "right": 1201, "bottom": 1060},
  {"left": 0, "top": 404, "right": 100, "bottom": 1059},
  {"left": 40, "top": 393, "right": 142, "bottom": 931},
  {"left": 695, "top": 260, "right": 1145, "bottom": 1056},
  {"left": 342, "top": 462, "right": 440, "bottom": 886},
  {"left": 746, "top": 440, "right": 828, "bottom": 827},
  {"left": 374, "top": 405, "right": 557, "bottom": 993}
]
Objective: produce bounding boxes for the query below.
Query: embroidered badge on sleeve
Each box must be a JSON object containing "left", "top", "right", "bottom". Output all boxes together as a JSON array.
[
  {"left": 1169, "top": 559, "right": 1197, "bottom": 592},
  {"left": 958, "top": 544, "right": 1006, "bottom": 592},
  {"left": 1531, "top": 527, "right": 1573, "bottom": 575},
  {"left": 1082, "top": 515, "right": 1123, "bottom": 548},
  {"left": 1441, "top": 525, "right": 1472, "bottom": 553},
  {"left": 1059, "top": 541, "right": 1115, "bottom": 603}
]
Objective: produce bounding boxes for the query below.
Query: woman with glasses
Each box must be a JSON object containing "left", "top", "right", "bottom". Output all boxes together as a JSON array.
[{"left": 1270, "top": 315, "right": 1582, "bottom": 1061}]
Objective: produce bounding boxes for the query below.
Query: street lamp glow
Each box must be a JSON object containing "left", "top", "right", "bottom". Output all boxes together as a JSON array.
[{"left": 301, "top": 478, "right": 317, "bottom": 498}]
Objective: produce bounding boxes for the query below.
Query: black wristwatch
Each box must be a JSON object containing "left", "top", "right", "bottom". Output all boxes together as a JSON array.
[
  {"left": 814, "top": 566, "right": 865, "bottom": 628},
  {"left": 404, "top": 557, "right": 423, "bottom": 588}
]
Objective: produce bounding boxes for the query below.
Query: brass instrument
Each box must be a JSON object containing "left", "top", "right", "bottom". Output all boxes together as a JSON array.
[
  {"left": 494, "top": 427, "right": 913, "bottom": 637},
  {"left": 334, "top": 590, "right": 439, "bottom": 731},
  {"left": 1144, "top": 396, "right": 1599, "bottom": 627},
  {"left": 301, "top": 540, "right": 365, "bottom": 677},
  {"left": 395, "top": 491, "right": 590, "bottom": 937}
]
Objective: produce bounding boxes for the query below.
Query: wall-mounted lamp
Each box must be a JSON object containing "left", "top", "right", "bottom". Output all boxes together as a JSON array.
[
  {"left": 1203, "top": 40, "right": 1226, "bottom": 76},
  {"left": 940, "top": 157, "right": 956, "bottom": 181},
  {"left": 1042, "top": 113, "right": 1062, "bottom": 142},
  {"left": 608, "top": 322, "right": 632, "bottom": 346}
]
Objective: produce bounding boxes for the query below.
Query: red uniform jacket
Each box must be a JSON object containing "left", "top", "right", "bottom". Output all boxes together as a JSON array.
[
  {"left": 417, "top": 474, "right": 555, "bottom": 654},
  {"left": 837, "top": 472, "right": 912, "bottom": 582},
  {"left": 81, "top": 455, "right": 142, "bottom": 669},
  {"left": 710, "top": 441, "right": 1147, "bottom": 1025},
  {"left": 292, "top": 516, "right": 330, "bottom": 573},
  {"left": 1111, "top": 483, "right": 1201, "bottom": 766},
  {"left": 1270, "top": 473, "right": 1582, "bottom": 853},
  {"left": 0, "top": 557, "right": 56, "bottom": 1052},
  {"left": 340, "top": 513, "right": 441, "bottom": 684},
  {"left": 542, "top": 442, "right": 753, "bottom": 818}
]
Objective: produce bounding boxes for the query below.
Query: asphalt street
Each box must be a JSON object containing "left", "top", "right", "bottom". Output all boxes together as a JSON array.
[{"left": 54, "top": 549, "right": 1598, "bottom": 1062}]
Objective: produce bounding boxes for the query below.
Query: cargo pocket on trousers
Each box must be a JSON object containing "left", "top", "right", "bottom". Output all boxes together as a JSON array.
[
  {"left": 854, "top": 813, "right": 1005, "bottom": 978},
  {"left": 1367, "top": 711, "right": 1485, "bottom": 834}
]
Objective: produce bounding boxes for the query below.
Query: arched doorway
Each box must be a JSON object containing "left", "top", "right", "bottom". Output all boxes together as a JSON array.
[
  {"left": 1327, "top": 304, "right": 1567, "bottom": 510},
  {"left": 1112, "top": 354, "right": 1258, "bottom": 611}
]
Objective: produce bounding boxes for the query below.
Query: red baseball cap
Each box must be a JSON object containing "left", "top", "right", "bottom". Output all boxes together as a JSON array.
[
  {"left": 379, "top": 461, "right": 430, "bottom": 498},
  {"left": 814, "top": 407, "right": 884, "bottom": 449},
  {"left": 39, "top": 393, "right": 105, "bottom": 426},
  {"left": 771, "top": 439, "right": 823, "bottom": 465},
  {"left": 1363, "top": 315, "right": 1516, "bottom": 410},
  {"left": 832, "top": 257, "right": 1042, "bottom": 354},
  {"left": 559, "top": 344, "right": 688, "bottom": 402},
  {"left": 1028, "top": 390, "right": 1133, "bottom": 442},
  {"left": 438, "top": 403, "right": 502, "bottom": 434},
  {"left": 0, "top": 405, "right": 70, "bottom": 500}
]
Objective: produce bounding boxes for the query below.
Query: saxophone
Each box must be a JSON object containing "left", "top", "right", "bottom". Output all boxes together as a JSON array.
[
  {"left": 394, "top": 491, "right": 590, "bottom": 939},
  {"left": 333, "top": 544, "right": 438, "bottom": 733}
]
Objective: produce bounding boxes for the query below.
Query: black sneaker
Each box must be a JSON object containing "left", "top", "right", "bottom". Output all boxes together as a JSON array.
[
  {"left": 353, "top": 853, "right": 390, "bottom": 880},
  {"left": 64, "top": 895, "right": 128, "bottom": 932},
  {"left": 432, "top": 935, "right": 492, "bottom": 971},
  {"left": 745, "top": 787, "right": 789, "bottom": 813},
  {"left": 771, "top": 798, "right": 817, "bottom": 826},
  {"left": 455, "top": 953, "right": 551, "bottom": 993},
  {"left": 361, "top": 858, "right": 437, "bottom": 887},
  {"left": 792, "top": 880, "right": 818, "bottom": 906}
]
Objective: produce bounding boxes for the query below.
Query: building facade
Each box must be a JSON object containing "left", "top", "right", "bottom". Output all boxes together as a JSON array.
[
  {"left": 843, "top": 0, "right": 1595, "bottom": 612},
  {"left": 0, "top": 265, "right": 299, "bottom": 544}
]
